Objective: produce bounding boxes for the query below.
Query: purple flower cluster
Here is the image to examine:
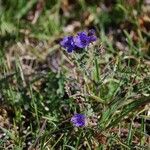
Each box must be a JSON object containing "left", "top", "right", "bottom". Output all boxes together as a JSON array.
[
  {"left": 60, "top": 29, "right": 97, "bottom": 53},
  {"left": 71, "top": 114, "right": 86, "bottom": 127}
]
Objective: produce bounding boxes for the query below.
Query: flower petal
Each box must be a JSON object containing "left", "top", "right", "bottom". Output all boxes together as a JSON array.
[{"left": 71, "top": 114, "right": 86, "bottom": 127}]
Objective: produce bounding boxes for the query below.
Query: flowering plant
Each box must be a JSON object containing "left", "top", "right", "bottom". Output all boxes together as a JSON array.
[{"left": 60, "top": 30, "right": 99, "bottom": 128}]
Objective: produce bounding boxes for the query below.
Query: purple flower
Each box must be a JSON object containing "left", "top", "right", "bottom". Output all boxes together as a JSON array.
[
  {"left": 88, "top": 29, "right": 97, "bottom": 43},
  {"left": 74, "top": 32, "right": 89, "bottom": 48},
  {"left": 71, "top": 114, "right": 86, "bottom": 127},
  {"left": 60, "top": 36, "right": 76, "bottom": 53},
  {"left": 60, "top": 30, "right": 97, "bottom": 53}
]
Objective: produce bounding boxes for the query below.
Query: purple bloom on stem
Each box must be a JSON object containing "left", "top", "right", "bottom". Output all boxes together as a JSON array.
[
  {"left": 74, "top": 32, "right": 89, "bottom": 48},
  {"left": 60, "top": 36, "right": 76, "bottom": 53},
  {"left": 71, "top": 114, "right": 86, "bottom": 127}
]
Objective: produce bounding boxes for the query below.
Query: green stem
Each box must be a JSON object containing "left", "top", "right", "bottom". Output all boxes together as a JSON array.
[
  {"left": 95, "top": 57, "right": 100, "bottom": 82},
  {"left": 88, "top": 94, "right": 106, "bottom": 104}
]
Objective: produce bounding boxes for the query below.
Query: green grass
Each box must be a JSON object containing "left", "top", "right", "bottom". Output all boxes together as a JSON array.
[{"left": 0, "top": 0, "right": 150, "bottom": 149}]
